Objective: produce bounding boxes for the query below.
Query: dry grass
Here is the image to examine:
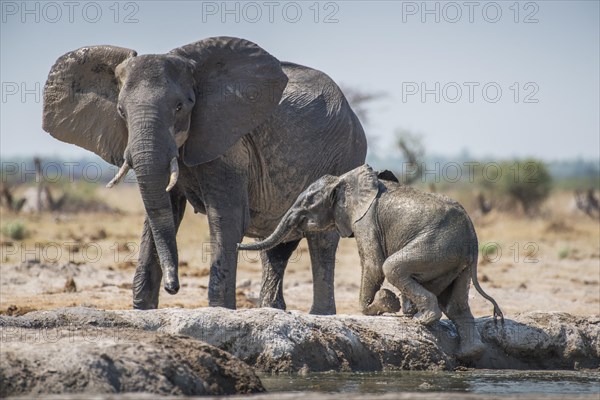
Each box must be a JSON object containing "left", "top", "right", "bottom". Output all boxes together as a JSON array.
[{"left": 1, "top": 185, "right": 598, "bottom": 318}]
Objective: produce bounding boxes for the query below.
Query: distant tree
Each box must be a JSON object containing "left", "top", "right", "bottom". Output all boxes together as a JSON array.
[
  {"left": 499, "top": 159, "right": 552, "bottom": 216},
  {"left": 340, "top": 85, "right": 387, "bottom": 126},
  {"left": 0, "top": 184, "right": 26, "bottom": 213},
  {"left": 395, "top": 129, "right": 425, "bottom": 185},
  {"left": 341, "top": 86, "right": 428, "bottom": 187}
]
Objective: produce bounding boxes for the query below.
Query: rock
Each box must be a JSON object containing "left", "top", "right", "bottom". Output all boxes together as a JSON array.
[
  {"left": 1, "top": 308, "right": 598, "bottom": 373},
  {"left": 0, "top": 329, "right": 263, "bottom": 397},
  {"left": 0, "top": 307, "right": 451, "bottom": 372},
  {"left": 478, "top": 312, "right": 600, "bottom": 369}
]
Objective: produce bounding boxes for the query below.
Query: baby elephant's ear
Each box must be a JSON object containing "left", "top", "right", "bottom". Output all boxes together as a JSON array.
[
  {"left": 343, "top": 165, "right": 379, "bottom": 224},
  {"left": 332, "top": 184, "right": 353, "bottom": 238}
]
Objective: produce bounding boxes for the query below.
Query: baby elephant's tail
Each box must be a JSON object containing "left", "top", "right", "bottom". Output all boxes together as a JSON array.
[{"left": 470, "top": 253, "right": 504, "bottom": 323}]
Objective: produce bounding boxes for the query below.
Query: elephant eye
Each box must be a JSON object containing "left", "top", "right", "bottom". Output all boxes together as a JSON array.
[
  {"left": 117, "top": 106, "right": 125, "bottom": 118},
  {"left": 176, "top": 103, "right": 183, "bottom": 112}
]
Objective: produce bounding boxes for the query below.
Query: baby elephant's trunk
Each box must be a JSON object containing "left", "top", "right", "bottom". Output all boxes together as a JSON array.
[{"left": 238, "top": 209, "right": 297, "bottom": 251}]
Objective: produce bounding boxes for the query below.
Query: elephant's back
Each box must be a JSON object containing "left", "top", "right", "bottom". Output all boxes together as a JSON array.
[
  {"left": 378, "top": 184, "right": 477, "bottom": 256},
  {"left": 244, "top": 62, "right": 367, "bottom": 236},
  {"left": 279, "top": 62, "right": 345, "bottom": 120},
  {"left": 274, "top": 61, "right": 366, "bottom": 169}
]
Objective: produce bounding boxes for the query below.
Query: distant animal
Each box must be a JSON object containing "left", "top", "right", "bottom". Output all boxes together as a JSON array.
[
  {"left": 239, "top": 165, "right": 503, "bottom": 361},
  {"left": 575, "top": 189, "right": 599, "bottom": 217}
]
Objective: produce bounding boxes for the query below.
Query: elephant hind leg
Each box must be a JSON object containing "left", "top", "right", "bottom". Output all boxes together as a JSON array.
[
  {"left": 438, "top": 267, "right": 485, "bottom": 362},
  {"left": 306, "top": 231, "right": 339, "bottom": 315},
  {"left": 258, "top": 239, "right": 301, "bottom": 310},
  {"left": 382, "top": 251, "right": 442, "bottom": 326}
]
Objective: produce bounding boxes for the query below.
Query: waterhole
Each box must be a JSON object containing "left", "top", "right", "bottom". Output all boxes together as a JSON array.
[{"left": 260, "top": 369, "right": 600, "bottom": 396}]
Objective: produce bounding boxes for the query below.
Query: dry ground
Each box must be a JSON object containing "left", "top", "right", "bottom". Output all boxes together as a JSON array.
[{"left": 1, "top": 185, "right": 598, "bottom": 318}]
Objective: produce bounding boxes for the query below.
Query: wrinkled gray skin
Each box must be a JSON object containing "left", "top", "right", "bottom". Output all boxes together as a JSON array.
[
  {"left": 42, "top": 37, "right": 366, "bottom": 313},
  {"left": 240, "top": 165, "right": 503, "bottom": 361}
]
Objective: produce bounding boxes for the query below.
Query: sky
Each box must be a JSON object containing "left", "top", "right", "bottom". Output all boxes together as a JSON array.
[{"left": 1, "top": 0, "right": 599, "bottom": 162}]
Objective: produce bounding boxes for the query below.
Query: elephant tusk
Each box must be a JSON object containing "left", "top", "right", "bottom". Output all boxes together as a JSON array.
[
  {"left": 166, "top": 157, "right": 179, "bottom": 192},
  {"left": 106, "top": 161, "right": 130, "bottom": 188}
]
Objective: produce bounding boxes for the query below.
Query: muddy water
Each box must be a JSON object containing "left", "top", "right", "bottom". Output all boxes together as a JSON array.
[{"left": 260, "top": 370, "right": 600, "bottom": 396}]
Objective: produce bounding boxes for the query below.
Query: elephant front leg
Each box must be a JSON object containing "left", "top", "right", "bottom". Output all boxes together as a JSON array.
[
  {"left": 306, "top": 231, "right": 339, "bottom": 315},
  {"left": 259, "top": 240, "right": 301, "bottom": 309},
  {"left": 355, "top": 229, "right": 399, "bottom": 315},
  {"left": 205, "top": 205, "right": 248, "bottom": 309},
  {"left": 197, "top": 155, "right": 250, "bottom": 310},
  {"left": 132, "top": 187, "right": 186, "bottom": 309}
]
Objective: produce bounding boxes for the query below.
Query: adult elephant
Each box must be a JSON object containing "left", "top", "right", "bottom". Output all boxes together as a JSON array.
[{"left": 42, "top": 37, "right": 366, "bottom": 314}]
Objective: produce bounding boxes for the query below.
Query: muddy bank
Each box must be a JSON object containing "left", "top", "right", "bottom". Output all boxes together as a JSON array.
[
  {"left": 1, "top": 308, "right": 598, "bottom": 373},
  {"left": 0, "top": 329, "right": 263, "bottom": 397}
]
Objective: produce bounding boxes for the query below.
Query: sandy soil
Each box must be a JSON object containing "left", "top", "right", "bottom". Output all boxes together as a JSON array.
[{"left": 1, "top": 185, "right": 598, "bottom": 318}]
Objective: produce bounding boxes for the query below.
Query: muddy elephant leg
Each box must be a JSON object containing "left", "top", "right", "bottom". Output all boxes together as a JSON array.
[
  {"left": 205, "top": 203, "right": 248, "bottom": 309},
  {"left": 401, "top": 294, "right": 417, "bottom": 316},
  {"left": 305, "top": 231, "right": 339, "bottom": 315},
  {"left": 132, "top": 187, "right": 186, "bottom": 309},
  {"left": 195, "top": 154, "right": 250, "bottom": 309},
  {"left": 354, "top": 231, "right": 399, "bottom": 315},
  {"left": 438, "top": 267, "right": 485, "bottom": 361},
  {"left": 382, "top": 251, "right": 442, "bottom": 325},
  {"left": 258, "top": 239, "right": 301, "bottom": 309}
]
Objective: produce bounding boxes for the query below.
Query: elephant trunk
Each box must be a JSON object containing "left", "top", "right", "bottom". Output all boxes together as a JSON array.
[
  {"left": 129, "top": 110, "right": 180, "bottom": 294},
  {"left": 238, "top": 209, "right": 299, "bottom": 251}
]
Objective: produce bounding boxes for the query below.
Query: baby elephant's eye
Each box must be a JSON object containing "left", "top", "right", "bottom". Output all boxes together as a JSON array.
[
  {"left": 176, "top": 103, "right": 183, "bottom": 112},
  {"left": 117, "top": 106, "right": 125, "bottom": 118}
]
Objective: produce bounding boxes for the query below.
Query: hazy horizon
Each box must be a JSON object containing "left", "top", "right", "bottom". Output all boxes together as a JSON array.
[{"left": 2, "top": 1, "right": 599, "bottom": 162}]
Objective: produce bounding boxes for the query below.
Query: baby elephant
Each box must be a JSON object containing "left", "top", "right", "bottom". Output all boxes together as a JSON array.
[{"left": 239, "top": 165, "right": 503, "bottom": 360}]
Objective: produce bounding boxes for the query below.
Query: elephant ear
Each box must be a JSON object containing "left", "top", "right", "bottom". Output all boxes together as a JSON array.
[
  {"left": 43, "top": 46, "right": 137, "bottom": 166},
  {"left": 170, "top": 37, "right": 288, "bottom": 166},
  {"left": 341, "top": 165, "right": 380, "bottom": 224}
]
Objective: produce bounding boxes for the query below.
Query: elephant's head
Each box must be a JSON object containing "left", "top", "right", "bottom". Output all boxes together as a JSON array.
[
  {"left": 43, "top": 37, "right": 288, "bottom": 295},
  {"left": 239, "top": 165, "right": 379, "bottom": 251}
]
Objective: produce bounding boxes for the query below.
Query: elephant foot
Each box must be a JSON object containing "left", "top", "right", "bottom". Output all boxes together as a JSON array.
[
  {"left": 259, "top": 284, "right": 286, "bottom": 311},
  {"left": 414, "top": 306, "right": 442, "bottom": 326},
  {"left": 132, "top": 287, "right": 159, "bottom": 310},
  {"left": 456, "top": 340, "right": 485, "bottom": 362},
  {"left": 309, "top": 303, "right": 336, "bottom": 315},
  {"left": 133, "top": 298, "right": 158, "bottom": 310},
  {"left": 367, "top": 289, "right": 401, "bottom": 315},
  {"left": 259, "top": 292, "right": 286, "bottom": 311},
  {"left": 260, "top": 299, "right": 286, "bottom": 310},
  {"left": 401, "top": 294, "right": 417, "bottom": 317}
]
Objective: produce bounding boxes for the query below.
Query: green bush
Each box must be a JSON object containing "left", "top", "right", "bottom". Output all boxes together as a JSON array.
[
  {"left": 474, "top": 159, "right": 552, "bottom": 216},
  {"left": 2, "top": 221, "right": 27, "bottom": 240},
  {"left": 499, "top": 159, "right": 552, "bottom": 215}
]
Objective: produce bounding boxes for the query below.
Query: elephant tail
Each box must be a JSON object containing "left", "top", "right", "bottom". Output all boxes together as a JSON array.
[
  {"left": 468, "top": 224, "right": 504, "bottom": 323},
  {"left": 470, "top": 253, "right": 504, "bottom": 323}
]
